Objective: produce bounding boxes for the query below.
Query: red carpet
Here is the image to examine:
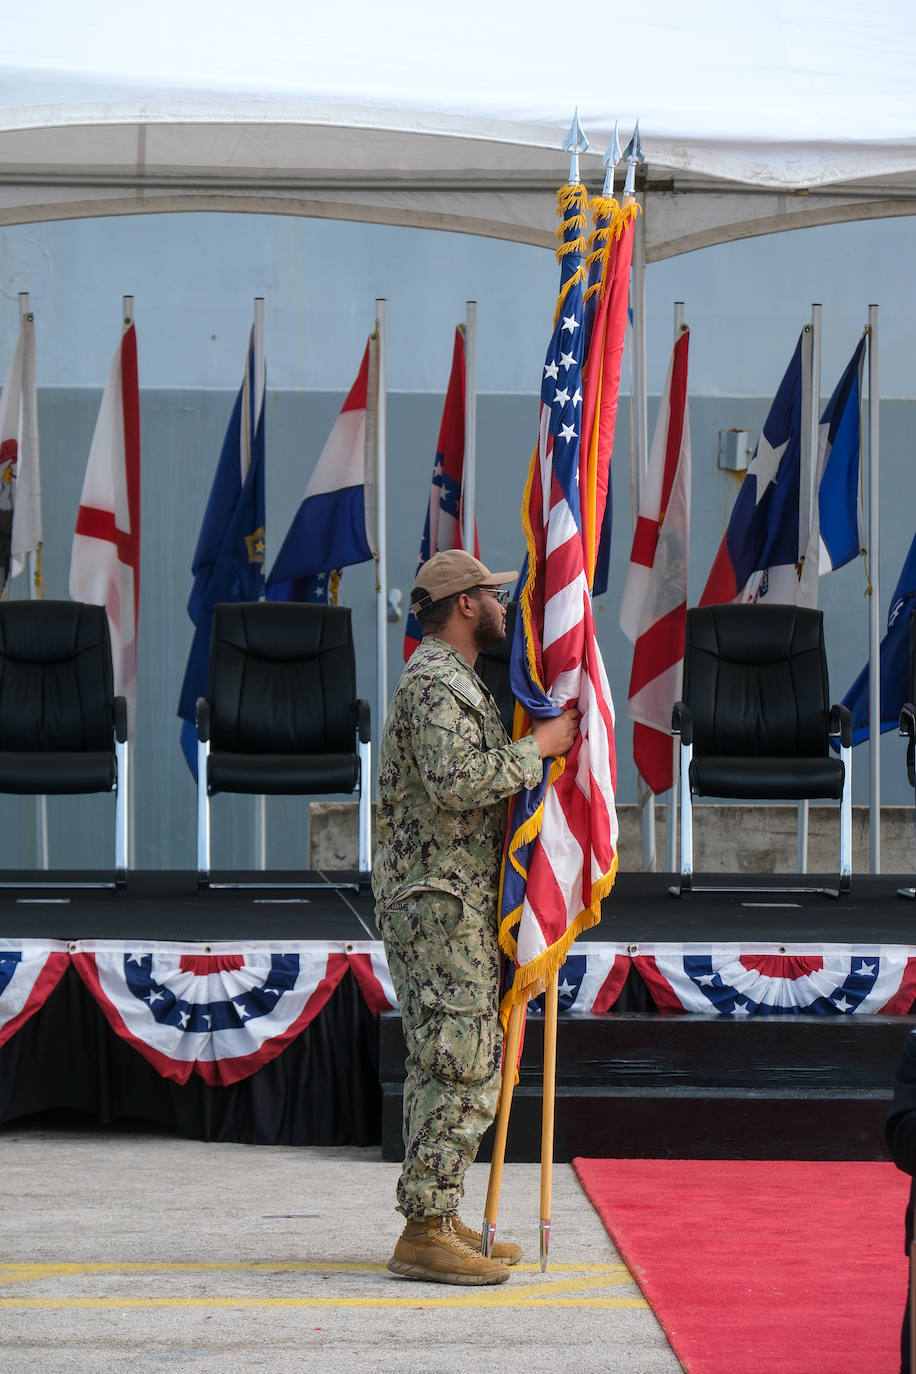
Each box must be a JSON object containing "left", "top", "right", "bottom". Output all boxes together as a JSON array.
[{"left": 573, "top": 1158, "right": 910, "bottom": 1374}]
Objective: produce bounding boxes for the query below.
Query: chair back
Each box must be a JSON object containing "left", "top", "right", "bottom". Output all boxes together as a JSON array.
[
  {"left": 208, "top": 602, "right": 358, "bottom": 755},
  {"left": 683, "top": 603, "right": 831, "bottom": 759},
  {"left": 474, "top": 601, "right": 518, "bottom": 738},
  {"left": 0, "top": 600, "right": 114, "bottom": 751}
]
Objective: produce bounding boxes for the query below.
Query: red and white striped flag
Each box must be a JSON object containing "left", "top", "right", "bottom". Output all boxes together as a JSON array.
[
  {"left": 619, "top": 327, "right": 690, "bottom": 795},
  {"left": 70, "top": 320, "right": 141, "bottom": 723},
  {"left": 499, "top": 184, "right": 618, "bottom": 1009}
]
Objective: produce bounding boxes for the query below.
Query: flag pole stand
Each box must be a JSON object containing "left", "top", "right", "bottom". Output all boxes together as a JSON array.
[
  {"left": 480, "top": 998, "right": 525, "bottom": 1256},
  {"left": 539, "top": 971, "right": 559, "bottom": 1271}
]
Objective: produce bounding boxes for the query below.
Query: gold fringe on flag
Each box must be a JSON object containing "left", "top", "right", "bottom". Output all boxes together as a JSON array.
[{"left": 552, "top": 185, "right": 589, "bottom": 325}]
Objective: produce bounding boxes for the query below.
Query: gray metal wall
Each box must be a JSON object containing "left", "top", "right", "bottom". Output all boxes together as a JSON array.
[{"left": 0, "top": 382, "right": 909, "bottom": 874}]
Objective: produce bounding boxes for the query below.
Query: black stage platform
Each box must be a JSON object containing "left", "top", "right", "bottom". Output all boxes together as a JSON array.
[
  {"left": 1, "top": 870, "right": 914, "bottom": 1160},
  {"left": 0, "top": 869, "right": 913, "bottom": 942}
]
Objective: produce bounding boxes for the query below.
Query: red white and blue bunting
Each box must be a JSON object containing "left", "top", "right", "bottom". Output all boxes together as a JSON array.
[
  {"left": 2, "top": 939, "right": 916, "bottom": 1085},
  {"left": 633, "top": 945, "right": 916, "bottom": 1016},
  {"left": 71, "top": 941, "right": 397, "bottom": 1086},
  {"left": 0, "top": 938, "right": 69, "bottom": 1049}
]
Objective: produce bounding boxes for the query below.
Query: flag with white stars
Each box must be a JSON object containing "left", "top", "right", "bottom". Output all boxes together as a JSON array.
[
  {"left": 498, "top": 183, "right": 618, "bottom": 1016},
  {"left": 403, "top": 325, "right": 478, "bottom": 659},
  {"left": 634, "top": 946, "right": 916, "bottom": 1015},
  {"left": 177, "top": 327, "right": 265, "bottom": 777},
  {"left": 701, "top": 329, "right": 812, "bottom": 606},
  {"left": 71, "top": 941, "right": 396, "bottom": 1085}
]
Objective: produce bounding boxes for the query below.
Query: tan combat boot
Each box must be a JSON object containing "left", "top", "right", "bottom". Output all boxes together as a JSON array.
[
  {"left": 452, "top": 1215, "right": 522, "bottom": 1265},
  {"left": 387, "top": 1215, "right": 511, "bottom": 1285}
]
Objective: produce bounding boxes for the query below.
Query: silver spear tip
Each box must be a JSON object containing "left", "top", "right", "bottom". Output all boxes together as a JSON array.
[
  {"left": 562, "top": 108, "right": 589, "bottom": 184},
  {"left": 601, "top": 121, "right": 622, "bottom": 196},
  {"left": 622, "top": 121, "right": 645, "bottom": 196}
]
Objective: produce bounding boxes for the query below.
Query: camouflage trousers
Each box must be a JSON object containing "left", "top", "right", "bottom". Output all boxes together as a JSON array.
[{"left": 377, "top": 888, "right": 502, "bottom": 1220}]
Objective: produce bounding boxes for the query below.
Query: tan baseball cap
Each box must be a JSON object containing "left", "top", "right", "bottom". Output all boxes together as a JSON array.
[{"left": 410, "top": 550, "right": 517, "bottom": 613}]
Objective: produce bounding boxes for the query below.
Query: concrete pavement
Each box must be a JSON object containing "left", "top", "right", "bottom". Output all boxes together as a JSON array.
[{"left": 0, "top": 1123, "right": 682, "bottom": 1373}]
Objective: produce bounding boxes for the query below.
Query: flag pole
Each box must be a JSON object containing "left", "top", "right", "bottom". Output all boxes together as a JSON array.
[
  {"left": 797, "top": 304, "right": 821, "bottom": 874},
  {"left": 480, "top": 998, "right": 525, "bottom": 1257},
  {"left": 539, "top": 972, "right": 559, "bottom": 1270},
  {"left": 664, "top": 302, "right": 685, "bottom": 875},
  {"left": 253, "top": 296, "right": 267, "bottom": 871},
  {"left": 867, "top": 304, "right": 881, "bottom": 874},
  {"left": 121, "top": 294, "right": 137, "bottom": 872},
  {"left": 463, "top": 302, "right": 477, "bottom": 554},
  {"left": 631, "top": 196, "right": 655, "bottom": 873},
  {"left": 20, "top": 292, "right": 48, "bottom": 871},
  {"left": 375, "top": 299, "right": 389, "bottom": 740}
]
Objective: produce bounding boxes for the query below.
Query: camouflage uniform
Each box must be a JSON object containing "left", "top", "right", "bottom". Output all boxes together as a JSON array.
[{"left": 373, "top": 636, "right": 543, "bottom": 1219}]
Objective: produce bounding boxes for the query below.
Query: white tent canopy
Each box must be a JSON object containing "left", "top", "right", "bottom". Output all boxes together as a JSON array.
[{"left": 2, "top": 0, "right": 916, "bottom": 256}]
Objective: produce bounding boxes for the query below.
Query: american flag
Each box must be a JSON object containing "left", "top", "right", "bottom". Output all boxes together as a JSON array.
[{"left": 499, "top": 184, "right": 619, "bottom": 1010}]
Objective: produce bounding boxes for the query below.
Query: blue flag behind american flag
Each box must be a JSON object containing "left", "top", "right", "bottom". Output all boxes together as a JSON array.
[
  {"left": 177, "top": 330, "right": 265, "bottom": 775},
  {"left": 841, "top": 529, "right": 916, "bottom": 745},
  {"left": 498, "top": 184, "right": 618, "bottom": 1014},
  {"left": 265, "top": 337, "right": 376, "bottom": 605},
  {"left": 701, "top": 330, "right": 811, "bottom": 606}
]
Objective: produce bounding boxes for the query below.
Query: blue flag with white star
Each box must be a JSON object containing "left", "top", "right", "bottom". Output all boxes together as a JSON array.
[{"left": 700, "top": 330, "right": 809, "bottom": 605}]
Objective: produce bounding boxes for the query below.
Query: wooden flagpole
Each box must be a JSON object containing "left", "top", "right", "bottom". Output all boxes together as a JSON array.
[
  {"left": 539, "top": 971, "right": 559, "bottom": 1270},
  {"left": 480, "top": 999, "right": 525, "bottom": 1256}
]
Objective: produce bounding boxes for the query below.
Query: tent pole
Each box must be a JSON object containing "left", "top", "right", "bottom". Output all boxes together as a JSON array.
[
  {"left": 463, "top": 302, "right": 477, "bottom": 554},
  {"left": 375, "top": 299, "right": 389, "bottom": 741},
  {"left": 632, "top": 198, "right": 655, "bottom": 872},
  {"left": 868, "top": 304, "right": 881, "bottom": 875},
  {"left": 797, "top": 304, "right": 821, "bottom": 875},
  {"left": 252, "top": 296, "right": 267, "bottom": 871},
  {"left": 20, "top": 292, "right": 48, "bottom": 871}
]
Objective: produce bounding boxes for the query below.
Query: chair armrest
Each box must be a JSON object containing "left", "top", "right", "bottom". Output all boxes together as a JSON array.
[
  {"left": 829, "top": 703, "right": 852, "bottom": 749},
  {"left": 356, "top": 699, "right": 371, "bottom": 745},
  {"left": 113, "top": 696, "right": 128, "bottom": 744},
  {"left": 901, "top": 704, "right": 916, "bottom": 788},
  {"left": 196, "top": 698, "right": 210, "bottom": 743},
  {"left": 671, "top": 702, "right": 693, "bottom": 746}
]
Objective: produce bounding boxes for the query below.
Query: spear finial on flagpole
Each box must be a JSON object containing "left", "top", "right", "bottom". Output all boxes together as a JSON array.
[
  {"left": 621, "top": 122, "right": 645, "bottom": 197},
  {"left": 601, "top": 122, "right": 622, "bottom": 198},
  {"left": 562, "top": 109, "right": 589, "bottom": 184}
]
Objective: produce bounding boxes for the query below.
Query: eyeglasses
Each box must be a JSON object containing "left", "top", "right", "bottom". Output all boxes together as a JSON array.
[{"left": 481, "top": 587, "right": 510, "bottom": 607}]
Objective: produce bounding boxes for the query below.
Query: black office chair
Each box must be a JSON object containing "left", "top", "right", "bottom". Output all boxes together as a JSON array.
[
  {"left": 474, "top": 601, "right": 518, "bottom": 738},
  {"left": 898, "top": 611, "right": 916, "bottom": 899},
  {"left": 671, "top": 603, "right": 852, "bottom": 898},
  {"left": 195, "top": 601, "right": 371, "bottom": 888},
  {"left": 0, "top": 600, "right": 128, "bottom": 887}
]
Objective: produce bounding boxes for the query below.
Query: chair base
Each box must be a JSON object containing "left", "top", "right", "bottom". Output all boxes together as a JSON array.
[
  {"left": 898, "top": 886, "right": 916, "bottom": 900},
  {"left": 669, "top": 881, "right": 846, "bottom": 901},
  {"left": 0, "top": 878, "right": 125, "bottom": 892},
  {"left": 196, "top": 872, "right": 371, "bottom": 894}
]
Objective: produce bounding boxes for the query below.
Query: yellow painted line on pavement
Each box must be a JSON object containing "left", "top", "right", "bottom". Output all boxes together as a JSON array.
[{"left": 0, "top": 1260, "right": 647, "bottom": 1310}]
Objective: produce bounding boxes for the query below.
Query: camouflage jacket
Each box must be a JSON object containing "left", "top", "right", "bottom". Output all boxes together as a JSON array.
[{"left": 372, "top": 637, "right": 543, "bottom": 910}]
